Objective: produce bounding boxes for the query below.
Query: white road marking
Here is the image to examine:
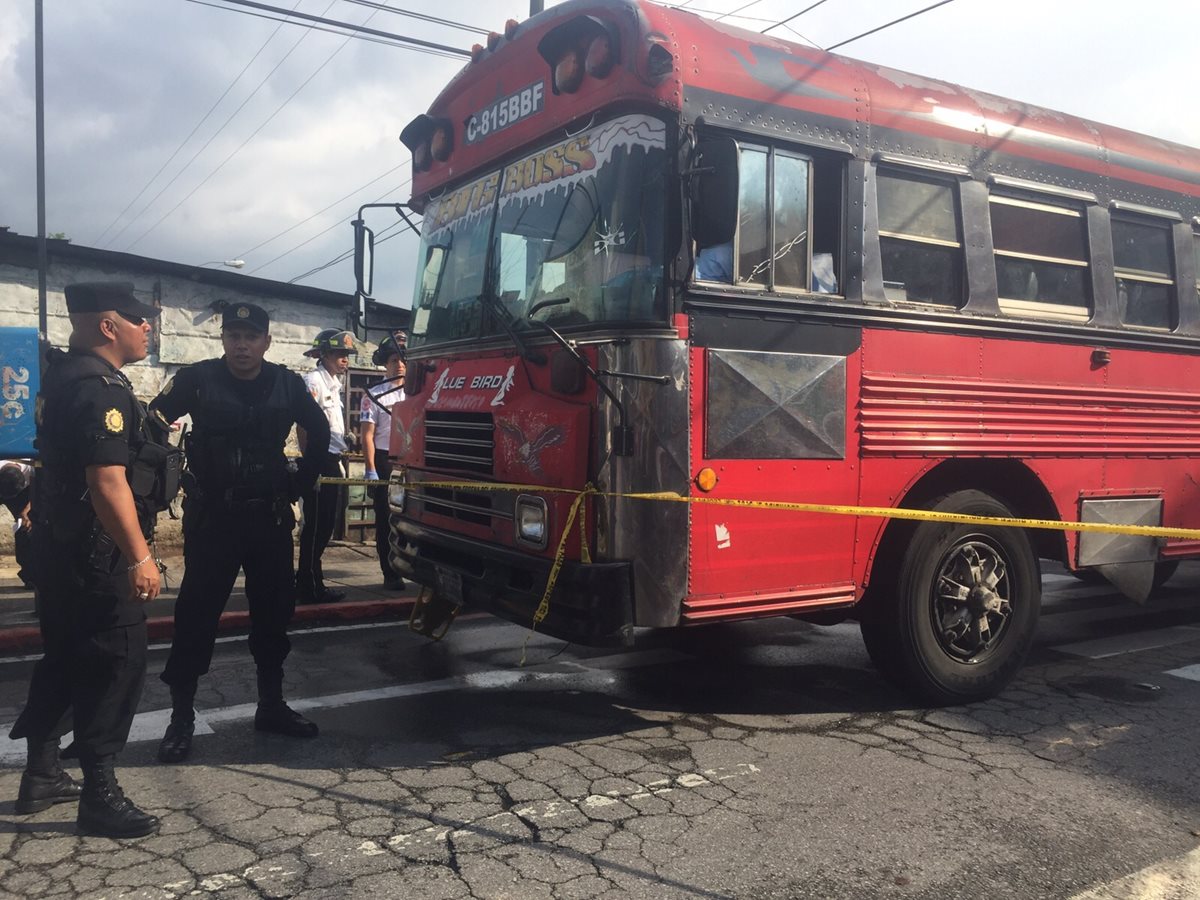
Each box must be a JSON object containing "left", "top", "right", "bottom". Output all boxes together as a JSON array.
[
  {"left": 1050, "top": 626, "right": 1200, "bottom": 660},
  {"left": 0, "top": 651, "right": 689, "bottom": 764},
  {"left": 1068, "top": 845, "right": 1200, "bottom": 899},
  {"left": 1164, "top": 664, "right": 1200, "bottom": 682},
  {"left": 0, "top": 618, "right": 413, "bottom": 665}
]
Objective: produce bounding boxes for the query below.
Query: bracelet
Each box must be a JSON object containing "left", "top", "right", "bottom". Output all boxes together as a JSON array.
[{"left": 126, "top": 552, "right": 153, "bottom": 573}]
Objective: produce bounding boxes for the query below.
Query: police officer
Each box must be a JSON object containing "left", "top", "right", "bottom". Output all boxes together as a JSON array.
[
  {"left": 359, "top": 332, "right": 406, "bottom": 590},
  {"left": 150, "top": 303, "right": 330, "bottom": 764},
  {"left": 296, "top": 328, "right": 356, "bottom": 604},
  {"left": 10, "top": 281, "right": 170, "bottom": 838}
]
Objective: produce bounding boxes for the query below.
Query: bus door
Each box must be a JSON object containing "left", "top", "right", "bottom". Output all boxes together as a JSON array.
[{"left": 684, "top": 317, "right": 861, "bottom": 621}]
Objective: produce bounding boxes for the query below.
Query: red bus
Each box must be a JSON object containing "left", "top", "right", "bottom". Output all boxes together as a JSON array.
[{"left": 354, "top": 0, "right": 1200, "bottom": 703}]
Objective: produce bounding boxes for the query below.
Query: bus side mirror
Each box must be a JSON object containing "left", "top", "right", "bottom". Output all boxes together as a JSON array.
[
  {"left": 354, "top": 219, "right": 375, "bottom": 297},
  {"left": 689, "top": 137, "right": 739, "bottom": 249}
]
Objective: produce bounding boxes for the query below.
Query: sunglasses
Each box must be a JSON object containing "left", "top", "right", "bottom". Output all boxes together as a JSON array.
[{"left": 116, "top": 311, "right": 146, "bottom": 327}]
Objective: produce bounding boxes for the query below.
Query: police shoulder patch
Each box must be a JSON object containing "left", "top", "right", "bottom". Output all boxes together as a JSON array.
[
  {"left": 161, "top": 376, "right": 174, "bottom": 395},
  {"left": 104, "top": 408, "right": 125, "bottom": 434}
]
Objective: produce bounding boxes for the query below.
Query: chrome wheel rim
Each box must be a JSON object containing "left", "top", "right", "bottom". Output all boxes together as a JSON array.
[{"left": 930, "top": 536, "right": 1013, "bottom": 662}]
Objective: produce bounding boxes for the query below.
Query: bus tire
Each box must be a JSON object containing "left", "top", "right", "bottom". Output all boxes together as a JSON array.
[{"left": 869, "top": 490, "right": 1041, "bottom": 705}]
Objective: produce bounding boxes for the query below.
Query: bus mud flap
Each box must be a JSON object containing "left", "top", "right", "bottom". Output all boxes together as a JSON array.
[{"left": 1093, "top": 561, "right": 1155, "bottom": 606}]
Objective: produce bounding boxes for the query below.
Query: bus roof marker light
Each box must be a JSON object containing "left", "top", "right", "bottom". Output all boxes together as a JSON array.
[
  {"left": 471, "top": 43, "right": 485, "bottom": 62},
  {"left": 504, "top": 19, "right": 519, "bottom": 40},
  {"left": 487, "top": 31, "right": 502, "bottom": 52},
  {"left": 431, "top": 124, "right": 454, "bottom": 163},
  {"left": 585, "top": 33, "right": 615, "bottom": 79},
  {"left": 554, "top": 50, "right": 585, "bottom": 95}
]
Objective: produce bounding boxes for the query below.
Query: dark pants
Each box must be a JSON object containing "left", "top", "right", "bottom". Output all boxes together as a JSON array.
[
  {"left": 161, "top": 500, "right": 296, "bottom": 687},
  {"left": 373, "top": 454, "right": 397, "bottom": 582},
  {"left": 296, "top": 454, "right": 343, "bottom": 598},
  {"left": 10, "top": 541, "right": 148, "bottom": 759},
  {"left": 14, "top": 526, "right": 32, "bottom": 587}
]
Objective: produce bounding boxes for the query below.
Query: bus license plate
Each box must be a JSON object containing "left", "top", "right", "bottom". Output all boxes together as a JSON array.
[{"left": 435, "top": 568, "right": 463, "bottom": 605}]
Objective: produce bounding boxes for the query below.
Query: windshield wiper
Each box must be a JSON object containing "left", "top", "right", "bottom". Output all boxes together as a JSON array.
[
  {"left": 480, "top": 292, "right": 545, "bottom": 365},
  {"left": 525, "top": 298, "right": 669, "bottom": 456}
]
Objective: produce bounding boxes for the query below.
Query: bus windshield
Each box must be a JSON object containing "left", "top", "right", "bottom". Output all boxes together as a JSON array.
[{"left": 410, "top": 113, "right": 668, "bottom": 348}]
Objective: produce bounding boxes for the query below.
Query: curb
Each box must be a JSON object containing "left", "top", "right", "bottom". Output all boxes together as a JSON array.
[{"left": 0, "top": 597, "right": 417, "bottom": 655}]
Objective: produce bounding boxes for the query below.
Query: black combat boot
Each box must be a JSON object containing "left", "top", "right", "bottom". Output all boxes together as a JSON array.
[
  {"left": 15, "top": 738, "right": 81, "bottom": 814},
  {"left": 77, "top": 755, "right": 159, "bottom": 838},
  {"left": 157, "top": 681, "right": 197, "bottom": 764},
  {"left": 254, "top": 669, "right": 319, "bottom": 738}
]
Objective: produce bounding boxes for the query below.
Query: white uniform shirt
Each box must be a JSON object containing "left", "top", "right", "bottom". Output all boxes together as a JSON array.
[
  {"left": 360, "top": 382, "right": 405, "bottom": 453},
  {"left": 303, "top": 366, "right": 347, "bottom": 455}
]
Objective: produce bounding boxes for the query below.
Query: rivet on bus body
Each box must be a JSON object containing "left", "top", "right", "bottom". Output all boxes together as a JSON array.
[{"left": 695, "top": 468, "right": 718, "bottom": 492}]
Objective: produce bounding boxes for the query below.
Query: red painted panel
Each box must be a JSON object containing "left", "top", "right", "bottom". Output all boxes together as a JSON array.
[{"left": 685, "top": 344, "right": 862, "bottom": 607}]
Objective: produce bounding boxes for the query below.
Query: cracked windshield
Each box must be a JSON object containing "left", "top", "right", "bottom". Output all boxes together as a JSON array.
[{"left": 409, "top": 114, "right": 668, "bottom": 348}]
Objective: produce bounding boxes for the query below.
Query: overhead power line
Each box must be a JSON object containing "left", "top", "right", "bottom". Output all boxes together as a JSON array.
[
  {"left": 94, "top": 0, "right": 303, "bottom": 246},
  {"left": 238, "top": 162, "right": 408, "bottom": 261},
  {"left": 203, "top": 0, "right": 471, "bottom": 57},
  {"left": 184, "top": 0, "right": 467, "bottom": 59},
  {"left": 825, "top": 0, "right": 957, "bottom": 51},
  {"left": 106, "top": 0, "right": 333, "bottom": 249},
  {"left": 715, "top": 0, "right": 768, "bottom": 21},
  {"left": 335, "top": 0, "right": 490, "bottom": 36},
  {"left": 126, "top": 0, "right": 396, "bottom": 252},
  {"left": 288, "top": 216, "right": 416, "bottom": 285},
  {"left": 761, "top": 0, "right": 831, "bottom": 34},
  {"left": 247, "top": 174, "right": 412, "bottom": 275}
]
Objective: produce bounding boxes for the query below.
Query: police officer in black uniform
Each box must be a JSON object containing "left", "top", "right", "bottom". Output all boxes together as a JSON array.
[
  {"left": 10, "top": 282, "right": 173, "bottom": 838},
  {"left": 150, "top": 303, "right": 330, "bottom": 764}
]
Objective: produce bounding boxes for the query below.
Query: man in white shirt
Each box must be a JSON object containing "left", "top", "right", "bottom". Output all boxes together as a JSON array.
[
  {"left": 296, "top": 328, "right": 356, "bottom": 604},
  {"left": 359, "top": 332, "right": 406, "bottom": 590}
]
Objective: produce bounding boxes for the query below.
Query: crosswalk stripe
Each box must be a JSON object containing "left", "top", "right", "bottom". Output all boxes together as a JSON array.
[
  {"left": 1068, "top": 846, "right": 1200, "bottom": 899},
  {"left": 1050, "top": 626, "right": 1200, "bottom": 659}
]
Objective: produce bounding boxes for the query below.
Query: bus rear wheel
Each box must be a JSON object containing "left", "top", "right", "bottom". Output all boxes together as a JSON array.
[{"left": 861, "top": 490, "right": 1041, "bottom": 705}]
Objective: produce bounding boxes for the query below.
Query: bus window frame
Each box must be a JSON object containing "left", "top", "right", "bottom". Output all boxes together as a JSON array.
[
  {"left": 874, "top": 165, "right": 967, "bottom": 310},
  {"left": 691, "top": 135, "right": 851, "bottom": 299},
  {"left": 989, "top": 191, "right": 1094, "bottom": 324},
  {"left": 1110, "top": 211, "right": 1179, "bottom": 333}
]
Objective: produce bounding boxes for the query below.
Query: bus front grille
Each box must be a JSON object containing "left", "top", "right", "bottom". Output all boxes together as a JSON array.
[{"left": 424, "top": 411, "right": 494, "bottom": 475}]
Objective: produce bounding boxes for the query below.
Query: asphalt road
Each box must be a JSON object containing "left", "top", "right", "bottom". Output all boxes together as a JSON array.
[{"left": 1, "top": 563, "right": 1199, "bottom": 899}]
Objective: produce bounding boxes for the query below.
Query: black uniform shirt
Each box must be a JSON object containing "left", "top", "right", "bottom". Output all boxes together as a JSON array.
[
  {"left": 35, "top": 349, "right": 145, "bottom": 626},
  {"left": 151, "top": 358, "right": 330, "bottom": 493}
]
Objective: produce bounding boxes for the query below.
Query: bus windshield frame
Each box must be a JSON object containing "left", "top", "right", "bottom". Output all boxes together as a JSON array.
[{"left": 408, "top": 112, "right": 670, "bottom": 350}]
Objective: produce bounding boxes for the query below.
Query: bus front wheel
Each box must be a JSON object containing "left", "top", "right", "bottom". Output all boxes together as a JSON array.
[{"left": 861, "top": 490, "right": 1041, "bottom": 705}]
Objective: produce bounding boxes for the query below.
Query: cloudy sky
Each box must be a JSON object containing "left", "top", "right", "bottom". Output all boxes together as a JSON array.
[{"left": 2, "top": 0, "right": 1197, "bottom": 309}]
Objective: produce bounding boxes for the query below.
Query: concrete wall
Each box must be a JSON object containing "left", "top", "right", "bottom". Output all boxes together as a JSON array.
[{"left": 0, "top": 250, "right": 408, "bottom": 554}]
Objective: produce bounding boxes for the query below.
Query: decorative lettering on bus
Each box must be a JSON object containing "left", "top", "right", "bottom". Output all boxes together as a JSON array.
[
  {"left": 428, "top": 171, "right": 501, "bottom": 232},
  {"left": 427, "top": 136, "right": 597, "bottom": 235},
  {"left": 500, "top": 136, "right": 597, "bottom": 197},
  {"left": 465, "top": 82, "right": 545, "bottom": 145}
]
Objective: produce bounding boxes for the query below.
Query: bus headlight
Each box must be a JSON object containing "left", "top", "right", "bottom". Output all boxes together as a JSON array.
[
  {"left": 514, "top": 494, "right": 548, "bottom": 549},
  {"left": 388, "top": 477, "right": 406, "bottom": 513}
]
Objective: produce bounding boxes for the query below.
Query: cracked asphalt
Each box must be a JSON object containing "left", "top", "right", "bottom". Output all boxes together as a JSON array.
[{"left": 2, "top": 563, "right": 1200, "bottom": 899}]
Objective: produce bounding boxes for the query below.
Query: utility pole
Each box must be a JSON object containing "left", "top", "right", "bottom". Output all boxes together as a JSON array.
[{"left": 35, "top": 0, "right": 47, "bottom": 339}]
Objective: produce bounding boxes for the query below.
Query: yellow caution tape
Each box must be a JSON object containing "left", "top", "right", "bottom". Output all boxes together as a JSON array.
[{"left": 319, "top": 473, "right": 1200, "bottom": 651}]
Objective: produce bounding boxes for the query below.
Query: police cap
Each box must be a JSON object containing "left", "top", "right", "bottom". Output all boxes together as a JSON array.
[
  {"left": 221, "top": 302, "right": 269, "bottom": 333},
  {"left": 64, "top": 282, "right": 161, "bottom": 319}
]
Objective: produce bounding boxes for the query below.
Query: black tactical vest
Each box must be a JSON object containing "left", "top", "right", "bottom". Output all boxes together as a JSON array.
[
  {"left": 34, "top": 348, "right": 174, "bottom": 543},
  {"left": 184, "top": 359, "right": 298, "bottom": 499}
]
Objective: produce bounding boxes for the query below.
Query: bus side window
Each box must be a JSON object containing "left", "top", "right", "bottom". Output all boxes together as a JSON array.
[
  {"left": 1194, "top": 230, "right": 1200, "bottom": 305},
  {"left": 1112, "top": 216, "right": 1176, "bottom": 330},
  {"left": 876, "top": 169, "right": 963, "bottom": 307},
  {"left": 991, "top": 193, "right": 1091, "bottom": 322}
]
